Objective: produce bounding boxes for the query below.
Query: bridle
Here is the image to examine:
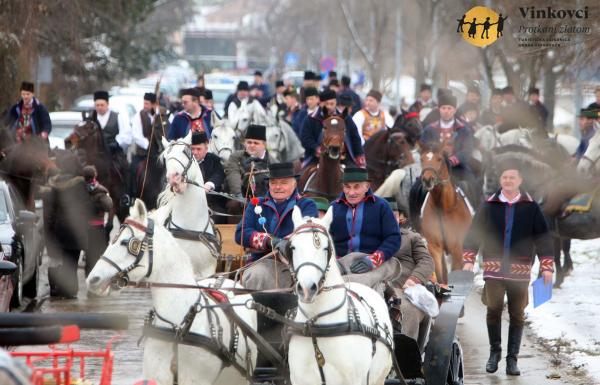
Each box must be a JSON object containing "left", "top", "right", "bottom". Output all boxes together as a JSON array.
[
  {"left": 164, "top": 141, "right": 200, "bottom": 188},
  {"left": 100, "top": 218, "right": 155, "bottom": 290},
  {"left": 421, "top": 154, "right": 451, "bottom": 190},
  {"left": 287, "top": 220, "right": 335, "bottom": 296}
]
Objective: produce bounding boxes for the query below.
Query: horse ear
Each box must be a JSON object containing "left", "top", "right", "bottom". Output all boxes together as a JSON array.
[
  {"left": 321, "top": 207, "right": 333, "bottom": 229},
  {"left": 211, "top": 110, "right": 221, "bottom": 127},
  {"left": 292, "top": 205, "right": 304, "bottom": 228},
  {"left": 161, "top": 136, "right": 170, "bottom": 150},
  {"left": 130, "top": 199, "right": 147, "bottom": 221},
  {"left": 183, "top": 129, "right": 193, "bottom": 145}
]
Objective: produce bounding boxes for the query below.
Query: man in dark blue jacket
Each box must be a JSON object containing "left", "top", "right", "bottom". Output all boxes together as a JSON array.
[
  {"left": 301, "top": 89, "right": 365, "bottom": 168},
  {"left": 463, "top": 160, "right": 554, "bottom": 376},
  {"left": 167, "top": 88, "right": 212, "bottom": 140},
  {"left": 329, "top": 168, "right": 401, "bottom": 278},
  {"left": 235, "top": 162, "right": 318, "bottom": 289},
  {"left": 5, "top": 81, "right": 52, "bottom": 141}
]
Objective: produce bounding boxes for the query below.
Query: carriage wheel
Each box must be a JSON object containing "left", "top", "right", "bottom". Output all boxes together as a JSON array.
[{"left": 446, "top": 339, "right": 464, "bottom": 385}]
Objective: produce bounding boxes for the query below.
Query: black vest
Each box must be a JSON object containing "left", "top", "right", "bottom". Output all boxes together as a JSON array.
[
  {"left": 137, "top": 110, "right": 166, "bottom": 157},
  {"left": 95, "top": 111, "right": 120, "bottom": 151}
]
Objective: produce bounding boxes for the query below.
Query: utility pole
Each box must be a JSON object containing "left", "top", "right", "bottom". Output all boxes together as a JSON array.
[{"left": 394, "top": 4, "right": 402, "bottom": 107}]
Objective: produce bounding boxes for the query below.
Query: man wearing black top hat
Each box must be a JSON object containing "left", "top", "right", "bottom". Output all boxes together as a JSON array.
[
  {"left": 224, "top": 124, "right": 275, "bottom": 204},
  {"left": 270, "top": 80, "right": 287, "bottom": 118},
  {"left": 5, "top": 81, "right": 52, "bottom": 142},
  {"left": 130, "top": 92, "right": 168, "bottom": 204},
  {"left": 235, "top": 162, "right": 317, "bottom": 289},
  {"left": 167, "top": 88, "right": 212, "bottom": 141},
  {"left": 191, "top": 131, "right": 226, "bottom": 221},
  {"left": 225, "top": 81, "right": 251, "bottom": 119},
  {"left": 301, "top": 89, "right": 365, "bottom": 168},
  {"left": 92, "top": 90, "right": 132, "bottom": 153}
]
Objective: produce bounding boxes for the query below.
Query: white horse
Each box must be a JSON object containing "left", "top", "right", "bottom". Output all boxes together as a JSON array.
[
  {"left": 578, "top": 128, "right": 600, "bottom": 177},
  {"left": 287, "top": 207, "right": 393, "bottom": 385},
  {"left": 154, "top": 130, "right": 218, "bottom": 277},
  {"left": 86, "top": 199, "right": 257, "bottom": 385},
  {"left": 475, "top": 125, "right": 579, "bottom": 155},
  {"left": 208, "top": 112, "right": 237, "bottom": 163},
  {"left": 229, "top": 99, "right": 267, "bottom": 135},
  {"left": 266, "top": 119, "right": 305, "bottom": 163}
]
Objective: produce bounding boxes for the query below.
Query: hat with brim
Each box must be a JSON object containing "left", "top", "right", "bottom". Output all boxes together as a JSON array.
[
  {"left": 578, "top": 108, "right": 599, "bottom": 119},
  {"left": 342, "top": 167, "right": 370, "bottom": 183},
  {"left": 312, "top": 197, "right": 330, "bottom": 211},
  {"left": 266, "top": 162, "right": 300, "bottom": 180}
]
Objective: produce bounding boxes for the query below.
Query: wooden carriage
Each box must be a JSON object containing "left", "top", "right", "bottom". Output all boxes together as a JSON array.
[{"left": 214, "top": 224, "right": 248, "bottom": 274}]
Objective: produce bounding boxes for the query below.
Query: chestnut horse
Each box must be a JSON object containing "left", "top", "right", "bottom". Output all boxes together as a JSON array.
[
  {"left": 65, "top": 118, "right": 129, "bottom": 223},
  {"left": 420, "top": 144, "right": 473, "bottom": 284},
  {"left": 299, "top": 115, "right": 346, "bottom": 200},
  {"left": 365, "top": 129, "right": 413, "bottom": 191}
]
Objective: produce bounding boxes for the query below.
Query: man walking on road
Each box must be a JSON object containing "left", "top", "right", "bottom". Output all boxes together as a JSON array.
[{"left": 462, "top": 160, "right": 554, "bottom": 376}]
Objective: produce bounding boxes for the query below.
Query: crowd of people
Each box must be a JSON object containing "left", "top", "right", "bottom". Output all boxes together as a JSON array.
[{"left": 4, "top": 71, "right": 600, "bottom": 380}]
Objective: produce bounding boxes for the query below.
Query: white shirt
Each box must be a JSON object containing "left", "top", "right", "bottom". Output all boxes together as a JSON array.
[
  {"left": 227, "top": 97, "right": 249, "bottom": 119},
  {"left": 131, "top": 110, "right": 156, "bottom": 150},
  {"left": 96, "top": 109, "right": 132, "bottom": 149},
  {"left": 352, "top": 109, "right": 394, "bottom": 145},
  {"left": 440, "top": 119, "right": 456, "bottom": 129},
  {"left": 499, "top": 191, "right": 521, "bottom": 204}
]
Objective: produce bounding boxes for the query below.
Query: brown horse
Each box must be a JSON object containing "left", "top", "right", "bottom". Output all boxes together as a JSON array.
[
  {"left": 0, "top": 130, "right": 55, "bottom": 210},
  {"left": 299, "top": 115, "right": 346, "bottom": 200},
  {"left": 419, "top": 144, "right": 473, "bottom": 284},
  {"left": 365, "top": 129, "right": 414, "bottom": 191},
  {"left": 65, "top": 118, "right": 129, "bottom": 223}
]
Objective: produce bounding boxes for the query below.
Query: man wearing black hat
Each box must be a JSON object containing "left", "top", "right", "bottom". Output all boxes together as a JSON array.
[
  {"left": 353, "top": 89, "right": 394, "bottom": 145},
  {"left": 92, "top": 90, "right": 132, "bottom": 153},
  {"left": 5, "top": 81, "right": 52, "bottom": 142},
  {"left": 299, "top": 71, "right": 318, "bottom": 104},
  {"left": 574, "top": 107, "right": 598, "bottom": 164},
  {"left": 252, "top": 70, "right": 270, "bottom": 99},
  {"left": 191, "top": 131, "right": 226, "bottom": 221},
  {"left": 338, "top": 75, "right": 362, "bottom": 113},
  {"left": 283, "top": 89, "right": 302, "bottom": 138},
  {"left": 421, "top": 92, "right": 477, "bottom": 203},
  {"left": 527, "top": 87, "right": 549, "bottom": 133},
  {"left": 301, "top": 89, "right": 365, "bottom": 168},
  {"left": 130, "top": 92, "right": 168, "bottom": 204},
  {"left": 235, "top": 162, "right": 317, "bottom": 289},
  {"left": 270, "top": 80, "right": 287, "bottom": 119},
  {"left": 463, "top": 161, "right": 553, "bottom": 376},
  {"left": 328, "top": 168, "right": 401, "bottom": 280},
  {"left": 226, "top": 81, "right": 251, "bottom": 119},
  {"left": 294, "top": 87, "right": 319, "bottom": 137},
  {"left": 167, "top": 88, "right": 212, "bottom": 141},
  {"left": 224, "top": 124, "right": 275, "bottom": 202},
  {"left": 480, "top": 88, "right": 504, "bottom": 126},
  {"left": 409, "top": 84, "right": 436, "bottom": 122}
]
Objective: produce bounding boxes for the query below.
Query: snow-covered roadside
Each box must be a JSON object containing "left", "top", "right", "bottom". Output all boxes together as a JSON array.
[{"left": 526, "top": 239, "right": 600, "bottom": 381}]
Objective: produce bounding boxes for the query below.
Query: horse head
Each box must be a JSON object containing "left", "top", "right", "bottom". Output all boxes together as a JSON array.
[
  {"left": 86, "top": 199, "right": 157, "bottom": 296},
  {"left": 392, "top": 110, "right": 422, "bottom": 147},
  {"left": 209, "top": 111, "right": 236, "bottom": 162},
  {"left": 420, "top": 144, "right": 450, "bottom": 191},
  {"left": 321, "top": 116, "right": 346, "bottom": 160},
  {"left": 160, "top": 130, "right": 204, "bottom": 194},
  {"left": 289, "top": 206, "right": 337, "bottom": 303}
]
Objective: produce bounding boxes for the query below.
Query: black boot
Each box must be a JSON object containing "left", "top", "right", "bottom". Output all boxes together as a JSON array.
[
  {"left": 485, "top": 323, "right": 502, "bottom": 373},
  {"left": 506, "top": 325, "right": 523, "bottom": 376}
]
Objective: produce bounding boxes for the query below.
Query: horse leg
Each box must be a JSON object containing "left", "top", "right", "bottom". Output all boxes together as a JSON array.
[
  {"left": 427, "top": 242, "right": 446, "bottom": 284},
  {"left": 553, "top": 237, "right": 565, "bottom": 288},
  {"left": 563, "top": 238, "right": 573, "bottom": 274}
]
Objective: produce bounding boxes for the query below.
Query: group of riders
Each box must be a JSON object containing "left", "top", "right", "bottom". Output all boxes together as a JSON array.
[{"left": 3, "top": 72, "right": 600, "bottom": 381}]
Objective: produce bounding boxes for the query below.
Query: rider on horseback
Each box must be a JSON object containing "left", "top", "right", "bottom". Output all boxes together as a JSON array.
[
  {"left": 421, "top": 93, "right": 478, "bottom": 205},
  {"left": 167, "top": 88, "right": 213, "bottom": 141},
  {"left": 301, "top": 89, "right": 365, "bottom": 169},
  {"left": 235, "top": 162, "right": 318, "bottom": 290}
]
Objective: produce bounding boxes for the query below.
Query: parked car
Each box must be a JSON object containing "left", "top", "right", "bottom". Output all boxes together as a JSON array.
[
  {"left": 205, "top": 83, "right": 236, "bottom": 117},
  {"left": 0, "top": 257, "right": 16, "bottom": 312},
  {"left": 0, "top": 178, "right": 44, "bottom": 308},
  {"left": 49, "top": 111, "right": 83, "bottom": 150}
]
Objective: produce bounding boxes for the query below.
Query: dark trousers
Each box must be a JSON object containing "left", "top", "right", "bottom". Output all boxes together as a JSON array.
[
  {"left": 48, "top": 248, "right": 80, "bottom": 297},
  {"left": 86, "top": 225, "right": 107, "bottom": 277},
  {"left": 484, "top": 279, "right": 529, "bottom": 328}
]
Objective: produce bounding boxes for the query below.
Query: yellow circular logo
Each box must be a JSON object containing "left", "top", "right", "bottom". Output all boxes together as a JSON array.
[{"left": 457, "top": 6, "right": 506, "bottom": 47}]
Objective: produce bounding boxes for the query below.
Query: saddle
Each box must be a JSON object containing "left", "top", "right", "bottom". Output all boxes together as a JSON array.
[{"left": 564, "top": 187, "right": 600, "bottom": 215}]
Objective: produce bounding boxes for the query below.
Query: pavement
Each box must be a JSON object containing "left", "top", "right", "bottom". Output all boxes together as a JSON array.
[{"left": 457, "top": 291, "right": 593, "bottom": 385}]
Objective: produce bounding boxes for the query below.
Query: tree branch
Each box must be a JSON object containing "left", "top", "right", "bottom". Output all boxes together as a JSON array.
[{"left": 337, "top": 0, "right": 375, "bottom": 64}]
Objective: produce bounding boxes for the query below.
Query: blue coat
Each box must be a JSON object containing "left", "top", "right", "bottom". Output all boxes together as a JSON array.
[
  {"left": 329, "top": 189, "right": 401, "bottom": 261},
  {"left": 421, "top": 119, "right": 474, "bottom": 167},
  {"left": 301, "top": 107, "right": 364, "bottom": 165},
  {"left": 167, "top": 107, "right": 212, "bottom": 141},
  {"left": 235, "top": 191, "right": 318, "bottom": 262},
  {"left": 7, "top": 98, "right": 52, "bottom": 135}
]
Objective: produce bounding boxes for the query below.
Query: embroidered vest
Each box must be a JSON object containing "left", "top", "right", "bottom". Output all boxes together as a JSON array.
[{"left": 360, "top": 109, "right": 385, "bottom": 141}]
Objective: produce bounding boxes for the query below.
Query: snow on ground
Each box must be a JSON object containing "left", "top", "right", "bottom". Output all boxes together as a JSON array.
[{"left": 526, "top": 239, "right": 600, "bottom": 381}]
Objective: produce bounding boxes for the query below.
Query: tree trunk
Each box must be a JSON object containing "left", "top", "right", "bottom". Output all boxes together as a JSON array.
[{"left": 543, "top": 59, "right": 558, "bottom": 133}]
